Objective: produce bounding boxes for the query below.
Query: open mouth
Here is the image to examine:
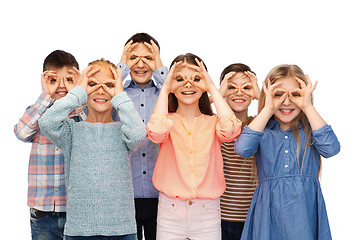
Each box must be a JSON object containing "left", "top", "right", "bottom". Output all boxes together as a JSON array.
[
  {"left": 279, "top": 109, "right": 294, "bottom": 115},
  {"left": 134, "top": 70, "right": 148, "bottom": 75},
  {"left": 56, "top": 91, "right": 67, "bottom": 97},
  {"left": 94, "top": 98, "right": 108, "bottom": 104},
  {"left": 181, "top": 91, "right": 196, "bottom": 95},
  {"left": 232, "top": 98, "right": 245, "bottom": 103}
]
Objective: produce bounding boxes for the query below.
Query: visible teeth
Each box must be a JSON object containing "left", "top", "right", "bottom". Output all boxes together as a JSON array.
[
  {"left": 234, "top": 99, "right": 245, "bottom": 103},
  {"left": 281, "top": 109, "right": 292, "bottom": 113},
  {"left": 94, "top": 99, "right": 106, "bottom": 102},
  {"left": 136, "top": 71, "right": 146, "bottom": 74},
  {"left": 182, "top": 91, "right": 195, "bottom": 95}
]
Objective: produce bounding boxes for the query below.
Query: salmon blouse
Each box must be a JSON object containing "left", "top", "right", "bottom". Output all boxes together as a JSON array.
[{"left": 147, "top": 113, "right": 242, "bottom": 200}]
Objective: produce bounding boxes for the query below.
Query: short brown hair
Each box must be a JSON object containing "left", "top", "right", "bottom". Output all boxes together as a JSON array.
[
  {"left": 220, "top": 63, "right": 255, "bottom": 83},
  {"left": 125, "top": 32, "right": 160, "bottom": 51},
  {"left": 43, "top": 50, "right": 79, "bottom": 72}
]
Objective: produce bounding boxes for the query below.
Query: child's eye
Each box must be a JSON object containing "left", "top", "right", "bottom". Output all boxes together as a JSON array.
[
  {"left": 67, "top": 78, "right": 73, "bottom": 83},
  {"left": 88, "top": 81, "right": 97, "bottom": 87},
  {"left": 176, "top": 78, "right": 184, "bottom": 82},
  {"left": 130, "top": 56, "right": 137, "bottom": 60},
  {"left": 228, "top": 86, "right": 236, "bottom": 90},
  {"left": 243, "top": 86, "right": 252, "bottom": 90},
  {"left": 50, "top": 78, "right": 57, "bottom": 84},
  {"left": 106, "top": 83, "right": 115, "bottom": 88},
  {"left": 194, "top": 77, "right": 200, "bottom": 82},
  {"left": 145, "top": 56, "right": 153, "bottom": 61},
  {"left": 274, "top": 92, "right": 284, "bottom": 98},
  {"left": 291, "top": 92, "right": 300, "bottom": 97}
]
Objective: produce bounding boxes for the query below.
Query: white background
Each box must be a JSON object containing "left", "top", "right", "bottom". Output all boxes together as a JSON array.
[{"left": 1, "top": 0, "right": 358, "bottom": 238}]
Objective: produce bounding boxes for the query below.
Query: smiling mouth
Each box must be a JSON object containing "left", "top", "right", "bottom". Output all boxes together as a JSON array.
[
  {"left": 233, "top": 99, "right": 245, "bottom": 103},
  {"left": 94, "top": 99, "right": 108, "bottom": 104},
  {"left": 134, "top": 70, "right": 148, "bottom": 75},
  {"left": 279, "top": 109, "right": 294, "bottom": 115},
  {"left": 181, "top": 91, "right": 196, "bottom": 95},
  {"left": 56, "top": 91, "right": 67, "bottom": 96}
]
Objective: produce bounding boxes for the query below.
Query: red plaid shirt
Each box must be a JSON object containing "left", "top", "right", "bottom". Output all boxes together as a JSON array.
[{"left": 14, "top": 93, "right": 86, "bottom": 212}]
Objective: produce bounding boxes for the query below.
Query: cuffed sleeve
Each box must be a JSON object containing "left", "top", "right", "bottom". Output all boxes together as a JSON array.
[
  {"left": 312, "top": 125, "right": 340, "bottom": 158},
  {"left": 215, "top": 115, "right": 242, "bottom": 143},
  {"left": 147, "top": 113, "right": 173, "bottom": 143},
  {"left": 235, "top": 125, "right": 264, "bottom": 158}
]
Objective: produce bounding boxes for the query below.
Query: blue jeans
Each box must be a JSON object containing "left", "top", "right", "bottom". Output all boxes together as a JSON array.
[
  {"left": 30, "top": 208, "right": 66, "bottom": 240},
  {"left": 221, "top": 220, "right": 245, "bottom": 240},
  {"left": 65, "top": 234, "right": 137, "bottom": 240}
]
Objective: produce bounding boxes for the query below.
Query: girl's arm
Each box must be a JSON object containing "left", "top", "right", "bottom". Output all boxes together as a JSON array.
[{"left": 38, "top": 86, "right": 86, "bottom": 150}]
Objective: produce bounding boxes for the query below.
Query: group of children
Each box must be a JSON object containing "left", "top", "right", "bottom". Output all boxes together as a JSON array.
[{"left": 14, "top": 32, "right": 340, "bottom": 240}]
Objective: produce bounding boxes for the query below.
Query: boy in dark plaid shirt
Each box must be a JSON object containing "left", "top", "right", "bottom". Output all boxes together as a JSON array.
[{"left": 14, "top": 50, "right": 86, "bottom": 240}]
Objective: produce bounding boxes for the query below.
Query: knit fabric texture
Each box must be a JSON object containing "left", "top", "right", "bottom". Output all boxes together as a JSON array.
[{"left": 39, "top": 86, "right": 147, "bottom": 236}]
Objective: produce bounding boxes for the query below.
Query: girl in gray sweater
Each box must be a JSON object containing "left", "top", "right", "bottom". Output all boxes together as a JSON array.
[{"left": 39, "top": 59, "right": 146, "bottom": 239}]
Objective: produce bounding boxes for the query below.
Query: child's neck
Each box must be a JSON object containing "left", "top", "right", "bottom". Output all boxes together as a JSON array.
[
  {"left": 176, "top": 103, "right": 202, "bottom": 128},
  {"left": 85, "top": 110, "right": 114, "bottom": 123},
  {"left": 235, "top": 109, "right": 250, "bottom": 124}
]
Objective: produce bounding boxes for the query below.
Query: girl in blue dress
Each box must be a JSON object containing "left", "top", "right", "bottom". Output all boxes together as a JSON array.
[{"left": 234, "top": 64, "right": 340, "bottom": 240}]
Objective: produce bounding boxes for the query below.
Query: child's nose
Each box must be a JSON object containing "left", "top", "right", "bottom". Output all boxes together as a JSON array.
[
  {"left": 283, "top": 93, "right": 291, "bottom": 105},
  {"left": 184, "top": 81, "right": 192, "bottom": 88},
  {"left": 96, "top": 85, "right": 106, "bottom": 94},
  {"left": 137, "top": 59, "right": 145, "bottom": 67},
  {"left": 58, "top": 78, "right": 66, "bottom": 87}
]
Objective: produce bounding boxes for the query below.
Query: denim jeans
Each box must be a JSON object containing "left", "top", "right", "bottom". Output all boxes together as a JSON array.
[
  {"left": 65, "top": 234, "right": 137, "bottom": 240},
  {"left": 30, "top": 208, "right": 66, "bottom": 240},
  {"left": 221, "top": 220, "right": 245, "bottom": 240}
]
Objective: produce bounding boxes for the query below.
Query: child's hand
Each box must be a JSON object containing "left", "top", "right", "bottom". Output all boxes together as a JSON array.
[
  {"left": 64, "top": 67, "right": 81, "bottom": 91},
  {"left": 143, "top": 40, "right": 163, "bottom": 71},
  {"left": 263, "top": 79, "right": 288, "bottom": 113},
  {"left": 103, "top": 66, "right": 123, "bottom": 97},
  {"left": 41, "top": 70, "right": 59, "bottom": 97},
  {"left": 120, "top": 40, "right": 139, "bottom": 68},
  {"left": 163, "top": 61, "right": 186, "bottom": 94},
  {"left": 289, "top": 75, "right": 317, "bottom": 111},
  {"left": 240, "top": 71, "right": 260, "bottom": 100},
  {"left": 187, "top": 58, "right": 216, "bottom": 93},
  {"left": 78, "top": 66, "right": 101, "bottom": 95},
  {"left": 220, "top": 71, "right": 237, "bottom": 97}
]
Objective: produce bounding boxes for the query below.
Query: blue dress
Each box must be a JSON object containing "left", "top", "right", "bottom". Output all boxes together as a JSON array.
[{"left": 234, "top": 120, "right": 340, "bottom": 240}]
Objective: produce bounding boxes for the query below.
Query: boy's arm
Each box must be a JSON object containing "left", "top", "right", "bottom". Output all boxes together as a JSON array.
[
  {"left": 14, "top": 93, "right": 53, "bottom": 142},
  {"left": 117, "top": 62, "right": 130, "bottom": 81},
  {"left": 111, "top": 91, "right": 147, "bottom": 151},
  {"left": 152, "top": 66, "right": 169, "bottom": 89},
  {"left": 38, "top": 86, "right": 87, "bottom": 149}
]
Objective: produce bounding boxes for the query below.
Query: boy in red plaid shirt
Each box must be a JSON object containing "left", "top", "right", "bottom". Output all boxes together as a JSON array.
[{"left": 14, "top": 50, "right": 86, "bottom": 240}]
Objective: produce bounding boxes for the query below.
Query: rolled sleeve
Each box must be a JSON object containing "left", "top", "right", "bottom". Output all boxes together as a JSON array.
[
  {"left": 147, "top": 113, "right": 173, "bottom": 143},
  {"left": 312, "top": 125, "right": 340, "bottom": 158},
  {"left": 235, "top": 125, "right": 264, "bottom": 158},
  {"left": 215, "top": 115, "right": 242, "bottom": 143}
]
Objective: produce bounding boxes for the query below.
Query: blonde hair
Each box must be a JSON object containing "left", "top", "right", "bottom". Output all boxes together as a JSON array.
[
  {"left": 88, "top": 58, "right": 117, "bottom": 77},
  {"left": 258, "top": 64, "right": 321, "bottom": 176}
]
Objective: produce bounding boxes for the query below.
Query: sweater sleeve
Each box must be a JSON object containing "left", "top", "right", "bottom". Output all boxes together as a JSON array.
[
  {"left": 234, "top": 125, "right": 264, "bottom": 158},
  {"left": 147, "top": 113, "right": 174, "bottom": 144},
  {"left": 38, "top": 86, "right": 87, "bottom": 150},
  {"left": 111, "top": 91, "right": 147, "bottom": 151}
]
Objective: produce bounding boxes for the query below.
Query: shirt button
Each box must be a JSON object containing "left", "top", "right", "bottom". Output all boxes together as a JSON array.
[
  {"left": 190, "top": 149, "right": 194, "bottom": 154},
  {"left": 143, "top": 171, "right": 147, "bottom": 174},
  {"left": 140, "top": 104, "right": 144, "bottom": 107},
  {"left": 285, "top": 150, "right": 289, "bottom": 153},
  {"left": 55, "top": 189, "right": 59, "bottom": 192},
  {"left": 142, "top": 153, "right": 146, "bottom": 157},
  {"left": 188, "top": 131, "right": 191, "bottom": 135},
  {"left": 141, "top": 89, "right": 144, "bottom": 92},
  {"left": 188, "top": 200, "right": 193, "bottom": 206},
  {"left": 55, "top": 147, "right": 60, "bottom": 152},
  {"left": 285, "top": 136, "right": 288, "bottom": 139},
  {"left": 285, "top": 164, "right": 289, "bottom": 168}
]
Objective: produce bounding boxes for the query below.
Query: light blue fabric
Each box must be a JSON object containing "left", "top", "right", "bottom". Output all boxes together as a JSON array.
[
  {"left": 235, "top": 120, "right": 340, "bottom": 240},
  {"left": 116, "top": 62, "right": 169, "bottom": 198},
  {"left": 39, "top": 86, "right": 147, "bottom": 236}
]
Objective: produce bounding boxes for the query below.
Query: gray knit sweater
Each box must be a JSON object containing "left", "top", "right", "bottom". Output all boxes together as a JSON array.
[{"left": 39, "top": 86, "right": 147, "bottom": 236}]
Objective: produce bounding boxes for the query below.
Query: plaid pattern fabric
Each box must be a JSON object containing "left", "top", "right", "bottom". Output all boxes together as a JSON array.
[{"left": 14, "top": 93, "right": 86, "bottom": 211}]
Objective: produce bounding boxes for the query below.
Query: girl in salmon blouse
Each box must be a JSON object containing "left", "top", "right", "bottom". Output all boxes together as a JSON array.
[{"left": 147, "top": 53, "right": 242, "bottom": 240}]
